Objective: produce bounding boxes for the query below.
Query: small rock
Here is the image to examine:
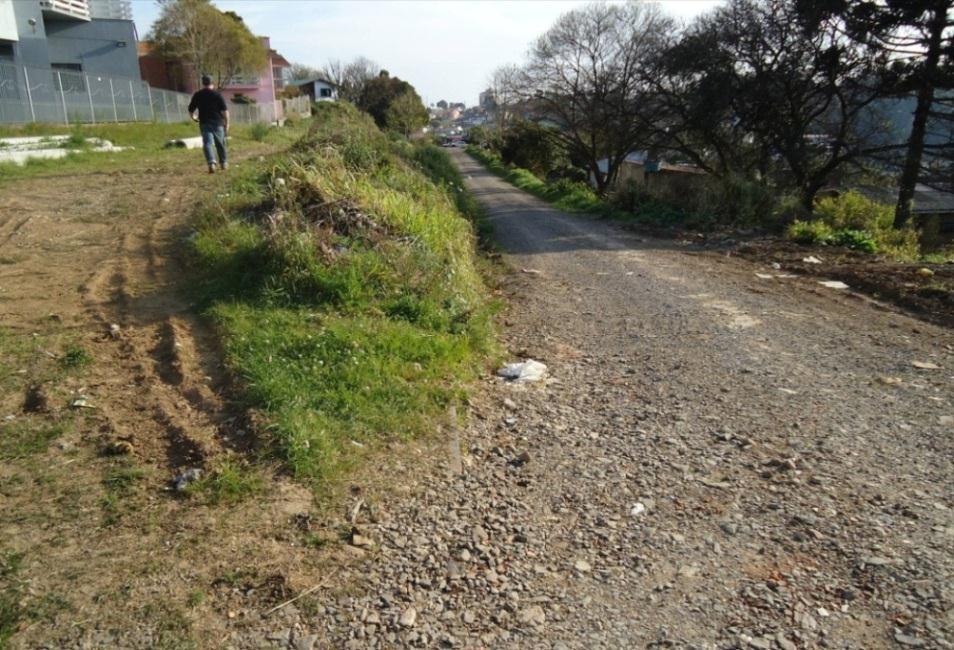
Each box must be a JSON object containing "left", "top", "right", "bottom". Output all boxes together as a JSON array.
[
  {"left": 502, "top": 398, "right": 517, "bottom": 410},
  {"left": 399, "top": 607, "right": 417, "bottom": 628},
  {"left": 108, "top": 323, "right": 122, "bottom": 339},
  {"left": 512, "top": 451, "right": 531, "bottom": 466},
  {"left": 630, "top": 502, "right": 647, "bottom": 517},
  {"left": 939, "top": 415, "right": 953, "bottom": 426},
  {"left": 748, "top": 637, "right": 773, "bottom": 650},
  {"left": 916, "top": 267, "right": 935, "bottom": 277},
  {"left": 517, "top": 605, "right": 545, "bottom": 626},
  {"left": 295, "top": 635, "right": 318, "bottom": 650},
  {"left": 462, "top": 610, "right": 476, "bottom": 625},
  {"left": 776, "top": 633, "right": 797, "bottom": 650},
  {"left": 573, "top": 559, "right": 591, "bottom": 572},
  {"left": 894, "top": 632, "right": 924, "bottom": 647}
]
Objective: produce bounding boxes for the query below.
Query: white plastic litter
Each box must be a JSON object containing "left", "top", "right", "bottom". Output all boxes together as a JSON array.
[
  {"left": 630, "top": 502, "right": 647, "bottom": 517},
  {"left": 818, "top": 280, "right": 849, "bottom": 289},
  {"left": 497, "top": 359, "right": 548, "bottom": 383},
  {"left": 755, "top": 273, "right": 774, "bottom": 279},
  {"left": 803, "top": 256, "right": 823, "bottom": 264}
]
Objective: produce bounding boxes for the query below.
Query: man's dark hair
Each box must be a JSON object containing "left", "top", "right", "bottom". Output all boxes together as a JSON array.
[{"left": 201, "top": 74, "right": 213, "bottom": 86}]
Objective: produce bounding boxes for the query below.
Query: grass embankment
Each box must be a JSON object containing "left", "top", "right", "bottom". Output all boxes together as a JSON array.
[
  {"left": 467, "top": 145, "right": 954, "bottom": 263},
  {"left": 0, "top": 119, "right": 303, "bottom": 183},
  {"left": 467, "top": 144, "right": 614, "bottom": 216},
  {"left": 192, "top": 103, "right": 495, "bottom": 490}
]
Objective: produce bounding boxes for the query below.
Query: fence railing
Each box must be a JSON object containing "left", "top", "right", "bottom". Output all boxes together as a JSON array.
[{"left": 0, "top": 63, "right": 310, "bottom": 126}]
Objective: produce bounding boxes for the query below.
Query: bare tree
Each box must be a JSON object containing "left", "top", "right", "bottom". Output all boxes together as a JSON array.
[
  {"left": 321, "top": 56, "right": 380, "bottom": 103},
  {"left": 486, "top": 64, "right": 521, "bottom": 131},
  {"left": 517, "top": 2, "right": 674, "bottom": 194}
]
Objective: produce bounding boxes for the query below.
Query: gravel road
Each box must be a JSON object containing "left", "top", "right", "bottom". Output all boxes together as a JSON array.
[{"left": 243, "top": 151, "right": 954, "bottom": 650}]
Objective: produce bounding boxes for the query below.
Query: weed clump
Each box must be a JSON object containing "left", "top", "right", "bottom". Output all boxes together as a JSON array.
[
  {"left": 786, "top": 192, "right": 920, "bottom": 259},
  {"left": 191, "top": 103, "right": 495, "bottom": 489}
]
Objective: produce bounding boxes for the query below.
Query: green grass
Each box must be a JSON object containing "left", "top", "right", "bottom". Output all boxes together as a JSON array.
[
  {"left": 185, "top": 459, "right": 263, "bottom": 505},
  {"left": 0, "top": 551, "right": 69, "bottom": 649},
  {"left": 191, "top": 103, "right": 495, "bottom": 491},
  {"left": 467, "top": 145, "right": 609, "bottom": 215},
  {"left": 0, "top": 120, "right": 308, "bottom": 184},
  {"left": 100, "top": 464, "right": 147, "bottom": 526},
  {"left": 58, "top": 345, "right": 92, "bottom": 370},
  {"left": 0, "top": 419, "right": 67, "bottom": 460}
]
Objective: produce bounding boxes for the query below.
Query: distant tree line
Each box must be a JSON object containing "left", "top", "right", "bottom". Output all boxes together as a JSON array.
[
  {"left": 290, "top": 57, "right": 428, "bottom": 136},
  {"left": 487, "top": 0, "right": 953, "bottom": 228}
]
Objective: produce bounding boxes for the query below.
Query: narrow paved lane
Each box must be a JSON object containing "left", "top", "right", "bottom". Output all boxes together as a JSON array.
[{"left": 310, "top": 152, "right": 954, "bottom": 650}]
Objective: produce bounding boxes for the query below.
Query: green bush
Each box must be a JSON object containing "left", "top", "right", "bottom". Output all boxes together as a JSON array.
[
  {"left": 829, "top": 229, "right": 878, "bottom": 253},
  {"left": 787, "top": 219, "right": 835, "bottom": 244},
  {"left": 249, "top": 123, "right": 270, "bottom": 142},
  {"left": 814, "top": 191, "right": 893, "bottom": 232},
  {"left": 808, "top": 191, "right": 919, "bottom": 259}
]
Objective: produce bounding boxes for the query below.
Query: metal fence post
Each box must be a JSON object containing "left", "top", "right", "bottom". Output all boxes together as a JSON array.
[
  {"left": 86, "top": 75, "right": 95, "bottom": 124},
  {"left": 160, "top": 90, "right": 167, "bottom": 122},
  {"left": 22, "top": 67, "right": 36, "bottom": 123},
  {"left": 56, "top": 70, "right": 69, "bottom": 125},
  {"left": 128, "top": 80, "right": 137, "bottom": 120},
  {"left": 109, "top": 78, "right": 118, "bottom": 121},
  {"left": 146, "top": 84, "right": 154, "bottom": 121}
]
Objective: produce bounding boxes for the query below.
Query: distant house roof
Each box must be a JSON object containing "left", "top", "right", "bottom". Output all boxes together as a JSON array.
[
  {"left": 289, "top": 77, "right": 337, "bottom": 88},
  {"left": 857, "top": 184, "right": 954, "bottom": 215},
  {"left": 269, "top": 49, "right": 291, "bottom": 68}
]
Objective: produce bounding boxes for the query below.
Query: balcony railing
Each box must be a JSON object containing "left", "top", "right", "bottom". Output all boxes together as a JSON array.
[{"left": 39, "top": 0, "right": 91, "bottom": 21}]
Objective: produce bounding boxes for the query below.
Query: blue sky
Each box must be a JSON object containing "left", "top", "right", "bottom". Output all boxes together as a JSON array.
[{"left": 131, "top": 1, "right": 723, "bottom": 106}]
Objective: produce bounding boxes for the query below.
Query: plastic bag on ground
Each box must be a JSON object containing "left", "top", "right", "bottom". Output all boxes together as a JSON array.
[{"left": 497, "top": 359, "right": 548, "bottom": 383}]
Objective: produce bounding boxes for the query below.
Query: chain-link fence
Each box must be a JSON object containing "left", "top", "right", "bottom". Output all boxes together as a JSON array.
[{"left": 0, "top": 63, "right": 310, "bottom": 126}]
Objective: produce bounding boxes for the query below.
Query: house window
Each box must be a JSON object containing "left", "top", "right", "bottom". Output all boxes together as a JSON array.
[
  {"left": 0, "top": 42, "right": 14, "bottom": 61},
  {"left": 319, "top": 87, "right": 331, "bottom": 98},
  {"left": 51, "top": 63, "right": 85, "bottom": 93}
]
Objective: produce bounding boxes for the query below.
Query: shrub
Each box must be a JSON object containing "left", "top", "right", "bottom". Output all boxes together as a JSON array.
[
  {"left": 829, "top": 229, "right": 878, "bottom": 253},
  {"left": 498, "top": 120, "right": 567, "bottom": 178},
  {"left": 814, "top": 191, "right": 893, "bottom": 232},
  {"left": 249, "top": 123, "right": 270, "bottom": 142},
  {"left": 787, "top": 219, "right": 834, "bottom": 244}
]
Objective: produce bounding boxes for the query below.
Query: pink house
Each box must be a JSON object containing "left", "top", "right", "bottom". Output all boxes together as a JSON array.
[
  {"left": 217, "top": 37, "right": 290, "bottom": 106},
  {"left": 139, "top": 36, "right": 290, "bottom": 106}
]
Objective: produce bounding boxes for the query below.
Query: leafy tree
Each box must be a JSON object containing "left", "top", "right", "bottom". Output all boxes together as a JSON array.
[
  {"left": 386, "top": 91, "right": 429, "bottom": 136},
  {"left": 357, "top": 71, "right": 426, "bottom": 131},
  {"left": 149, "top": 0, "right": 266, "bottom": 88},
  {"left": 499, "top": 120, "right": 566, "bottom": 177},
  {"left": 797, "top": 0, "right": 954, "bottom": 226},
  {"left": 653, "top": 0, "right": 889, "bottom": 210}
]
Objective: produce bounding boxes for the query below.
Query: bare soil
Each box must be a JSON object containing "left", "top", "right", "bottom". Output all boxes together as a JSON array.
[
  {"left": 0, "top": 146, "right": 358, "bottom": 649},
  {"left": 730, "top": 239, "right": 954, "bottom": 329}
]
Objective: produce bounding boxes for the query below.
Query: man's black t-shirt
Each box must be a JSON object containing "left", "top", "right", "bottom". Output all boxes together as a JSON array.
[{"left": 188, "top": 88, "right": 228, "bottom": 126}]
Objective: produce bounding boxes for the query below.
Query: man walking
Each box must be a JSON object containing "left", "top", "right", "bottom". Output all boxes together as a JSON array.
[{"left": 188, "top": 75, "right": 229, "bottom": 173}]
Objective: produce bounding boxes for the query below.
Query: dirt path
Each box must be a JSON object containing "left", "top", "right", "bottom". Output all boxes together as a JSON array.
[{"left": 278, "top": 151, "right": 954, "bottom": 650}]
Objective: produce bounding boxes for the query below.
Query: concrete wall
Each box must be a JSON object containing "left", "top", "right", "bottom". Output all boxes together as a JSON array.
[
  {"left": 8, "top": 1, "right": 52, "bottom": 68},
  {"left": 44, "top": 18, "right": 139, "bottom": 78}
]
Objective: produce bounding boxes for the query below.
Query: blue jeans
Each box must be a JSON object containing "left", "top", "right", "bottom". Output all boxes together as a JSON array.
[{"left": 200, "top": 124, "right": 227, "bottom": 166}]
